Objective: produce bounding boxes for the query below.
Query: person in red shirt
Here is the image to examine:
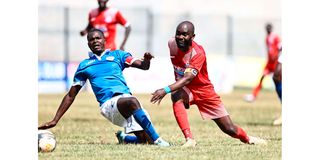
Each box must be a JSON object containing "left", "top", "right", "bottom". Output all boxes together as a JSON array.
[
  {"left": 80, "top": 0, "right": 131, "bottom": 51},
  {"left": 244, "top": 23, "right": 281, "bottom": 102},
  {"left": 151, "top": 21, "right": 266, "bottom": 147}
]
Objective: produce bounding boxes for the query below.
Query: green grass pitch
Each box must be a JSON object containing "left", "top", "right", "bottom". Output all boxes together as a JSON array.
[{"left": 38, "top": 88, "right": 281, "bottom": 160}]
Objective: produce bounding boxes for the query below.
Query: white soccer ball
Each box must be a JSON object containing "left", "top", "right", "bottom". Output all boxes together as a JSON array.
[{"left": 38, "top": 130, "right": 56, "bottom": 152}]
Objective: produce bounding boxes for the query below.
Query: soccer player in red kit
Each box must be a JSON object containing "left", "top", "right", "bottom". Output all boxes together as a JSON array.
[
  {"left": 244, "top": 23, "right": 281, "bottom": 102},
  {"left": 80, "top": 0, "right": 131, "bottom": 51},
  {"left": 151, "top": 21, "right": 266, "bottom": 147}
]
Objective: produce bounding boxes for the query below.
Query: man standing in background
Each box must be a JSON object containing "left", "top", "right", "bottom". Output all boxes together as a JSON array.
[
  {"left": 244, "top": 23, "right": 281, "bottom": 102},
  {"left": 80, "top": 0, "right": 131, "bottom": 51}
]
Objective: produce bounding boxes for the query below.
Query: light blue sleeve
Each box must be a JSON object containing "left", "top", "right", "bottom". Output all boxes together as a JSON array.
[
  {"left": 72, "top": 64, "right": 87, "bottom": 86},
  {"left": 117, "top": 50, "right": 133, "bottom": 69}
]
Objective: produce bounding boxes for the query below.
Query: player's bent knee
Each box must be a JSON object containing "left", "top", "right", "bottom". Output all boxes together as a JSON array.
[
  {"left": 118, "top": 97, "right": 141, "bottom": 117},
  {"left": 171, "top": 92, "right": 180, "bottom": 102},
  {"left": 273, "top": 74, "right": 280, "bottom": 83},
  {"left": 171, "top": 89, "right": 189, "bottom": 103},
  {"left": 126, "top": 97, "right": 141, "bottom": 110}
]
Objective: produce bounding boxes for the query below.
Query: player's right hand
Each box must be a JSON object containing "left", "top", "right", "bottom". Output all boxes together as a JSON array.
[
  {"left": 150, "top": 88, "right": 166, "bottom": 105},
  {"left": 38, "top": 120, "right": 57, "bottom": 130},
  {"left": 143, "top": 52, "right": 154, "bottom": 61}
]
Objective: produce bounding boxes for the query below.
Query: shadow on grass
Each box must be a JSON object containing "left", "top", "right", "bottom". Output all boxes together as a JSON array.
[
  {"left": 58, "top": 141, "right": 114, "bottom": 145},
  {"left": 266, "top": 137, "right": 282, "bottom": 141},
  {"left": 70, "top": 117, "right": 103, "bottom": 122},
  {"left": 245, "top": 121, "right": 275, "bottom": 126}
]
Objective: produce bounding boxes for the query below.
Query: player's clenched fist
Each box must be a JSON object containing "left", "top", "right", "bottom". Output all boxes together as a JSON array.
[{"left": 143, "top": 52, "right": 154, "bottom": 61}]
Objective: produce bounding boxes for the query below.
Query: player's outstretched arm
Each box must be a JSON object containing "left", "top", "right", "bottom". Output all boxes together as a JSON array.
[
  {"left": 130, "top": 52, "right": 154, "bottom": 70},
  {"left": 150, "top": 72, "right": 195, "bottom": 105},
  {"left": 38, "top": 85, "right": 82, "bottom": 129}
]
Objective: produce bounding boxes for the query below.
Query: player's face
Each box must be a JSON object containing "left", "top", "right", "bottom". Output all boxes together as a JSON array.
[
  {"left": 175, "top": 25, "right": 194, "bottom": 51},
  {"left": 88, "top": 31, "right": 105, "bottom": 55},
  {"left": 266, "top": 25, "right": 272, "bottom": 34}
]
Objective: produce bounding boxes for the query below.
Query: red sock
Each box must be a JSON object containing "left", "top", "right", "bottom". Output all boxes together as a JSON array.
[
  {"left": 253, "top": 82, "right": 262, "bottom": 97},
  {"left": 173, "top": 101, "right": 193, "bottom": 140},
  {"left": 231, "top": 127, "right": 250, "bottom": 143}
]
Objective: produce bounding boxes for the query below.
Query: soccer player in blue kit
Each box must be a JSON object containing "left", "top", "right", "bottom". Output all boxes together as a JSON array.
[{"left": 38, "top": 29, "right": 170, "bottom": 147}]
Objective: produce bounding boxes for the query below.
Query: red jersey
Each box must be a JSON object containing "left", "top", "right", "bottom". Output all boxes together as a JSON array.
[
  {"left": 88, "top": 7, "right": 129, "bottom": 50},
  {"left": 266, "top": 32, "right": 281, "bottom": 64},
  {"left": 168, "top": 38, "right": 221, "bottom": 102}
]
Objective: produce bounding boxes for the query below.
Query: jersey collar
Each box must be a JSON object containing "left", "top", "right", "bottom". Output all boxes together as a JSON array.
[{"left": 88, "top": 49, "right": 110, "bottom": 60}]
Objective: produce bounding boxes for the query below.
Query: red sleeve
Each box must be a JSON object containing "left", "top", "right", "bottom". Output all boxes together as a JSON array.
[
  {"left": 188, "top": 51, "right": 205, "bottom": 72},
  {"left": 168, "top": 38, "right": 177, "bottom": 56},
  {"left": 275, "top": 35, "right": 281, "bottom": 49},
  {"left": 88, "top": 9, "right": 95, "bottom": 23},
  {"left": 88, "top": 12, "right": 92, "bottom": 21},
  {"left": 116, "top": 11, "right": 128, "bottom": 26}
]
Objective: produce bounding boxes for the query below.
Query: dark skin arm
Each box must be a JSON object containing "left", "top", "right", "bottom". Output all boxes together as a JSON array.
[
  {"left": 80, "top": 23, "right": 93, "bottom": 36},
  {"left": 38, "top": 85, "right": 82, "bottom": 129},
  {"left": 150, "top": 72, "right": 195, "bottom": 105},
  {"left": 119, "top": 25, "right": 131, "bottom": 50},
  {"left": 129, "top": 52, "right": 154, "bottom": 70}
]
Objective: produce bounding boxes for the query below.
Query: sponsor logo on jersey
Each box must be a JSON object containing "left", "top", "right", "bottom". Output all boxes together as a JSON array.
[
  {"left": 86, "top": 60, "right": 96, "bottom": 66},
  {"left": 106, "top": 56, "right": 115, "bottom": 61}
]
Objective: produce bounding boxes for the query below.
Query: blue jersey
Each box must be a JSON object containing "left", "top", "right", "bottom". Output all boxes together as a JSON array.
[{"left": 73, "top": 49, "right": 134, "bottom": 106}]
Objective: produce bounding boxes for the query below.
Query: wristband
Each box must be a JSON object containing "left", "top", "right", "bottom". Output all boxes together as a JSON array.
[{"left": 163, "top": 86, "right": 171, "bottom": 94}]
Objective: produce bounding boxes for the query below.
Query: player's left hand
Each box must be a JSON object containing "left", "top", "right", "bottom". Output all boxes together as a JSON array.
[
  {"left": 80, "top": 30, "right": 87, "bottom": 36},
  {"left": 38, "top": 120, "right": 57, "bottom": 130},
  {"left": 143, "top": 52, "right": 154, "bottom": 61},
  {"left": 150, "top": 89, "right": 166, "bottom": 105}
]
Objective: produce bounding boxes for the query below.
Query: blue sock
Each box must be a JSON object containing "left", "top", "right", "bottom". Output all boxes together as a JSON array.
[
  {"left": 275, "top": 82, "right": 282, "bottom": 102},
  {"left": 132, "top": 108, "right": 160, "bottom": 141},
  {"left": 124, "top": 135, "right": 139, "bottom": 144}
]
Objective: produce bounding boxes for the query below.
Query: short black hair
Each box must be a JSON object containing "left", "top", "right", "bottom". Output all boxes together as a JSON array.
[
  {"left": 87, "top": 28, "right": 104, "bottom": 40},
  {"left": 266, "top": 23, "right": 273, "bottom": 28},
  {"left": 177, "top": 21, "right": 195, "bottom": 35}
]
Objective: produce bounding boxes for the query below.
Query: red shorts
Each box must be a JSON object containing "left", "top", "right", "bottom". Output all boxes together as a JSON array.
[
  {"left": 183, "top": 86, "right": 229, "bottom": 120},
  {"left": 263, "top": 61, "right": 278, "bottom": 75}
]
